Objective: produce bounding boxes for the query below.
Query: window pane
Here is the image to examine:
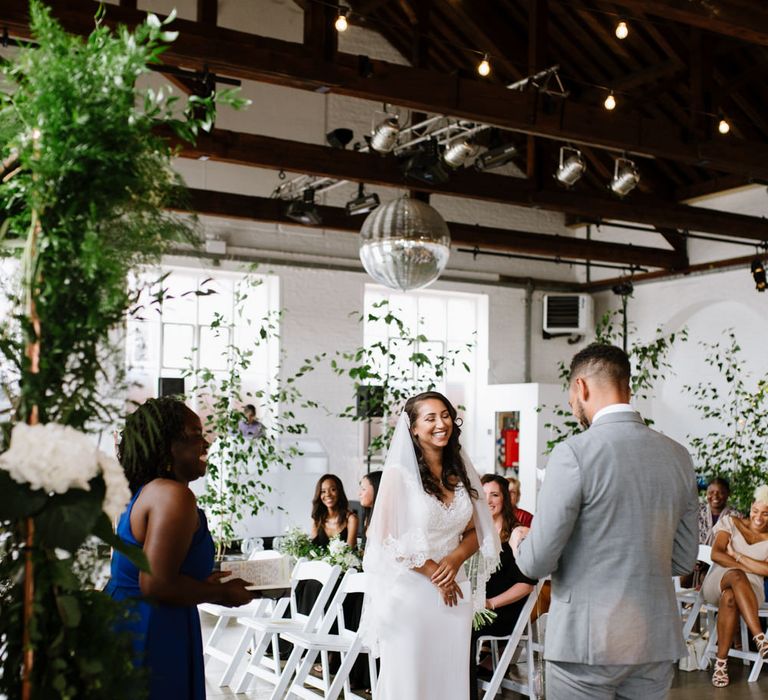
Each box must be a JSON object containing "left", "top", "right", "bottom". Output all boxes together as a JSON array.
[
  {"left": 162, "top": 323, "right": 195, "bottom": 369},
  {"left": 198, "top": 276, "right": 233, "bottom": 326},
  {"left": 199, "top": 325, "right": 231, "bottom": 371},
  {"left": 126, "top": 321, "right": 158, "bottom": 368},
  {"left": 161, "top": 272, "right": 198, "bottom": 324},
  {"left": 417, "top": 295, "right": 447, "bottom": 342},
  {"left": 447, "top": 297, "right": 477, "bottom": 341}
]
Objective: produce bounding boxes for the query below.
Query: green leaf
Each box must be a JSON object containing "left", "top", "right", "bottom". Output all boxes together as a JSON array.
[
  {"left": 0, "top": 469, "right": 48, "bottom": 519},
  {"left": 56, "top": 593, "right": 81, "bottom": 628},
  {"left": 94, "top": 511, "right": 150, "bottom": 573},
  {"left": 35, "top": 477, "right": 105, "bottom": 552}
]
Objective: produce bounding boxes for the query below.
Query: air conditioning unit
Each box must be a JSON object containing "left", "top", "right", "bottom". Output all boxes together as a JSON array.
[{"left": 543, "top": 294, "right": 593, "bottom": 335}]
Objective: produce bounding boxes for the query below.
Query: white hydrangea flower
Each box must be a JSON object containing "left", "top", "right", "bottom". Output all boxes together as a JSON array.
[
  {"left": 344, "top": 552, "right": 361, "bottom": 570},
  {"left": 328, "top": 536, "right": 347, "bottom": 556},
  {"left": 0, "top": 422, "right": 131, "bottom": 519}
]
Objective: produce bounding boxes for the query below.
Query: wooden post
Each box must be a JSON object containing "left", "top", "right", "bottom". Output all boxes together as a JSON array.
[{"left": 21, "top": 211, "right": 42, "bottom": 700}]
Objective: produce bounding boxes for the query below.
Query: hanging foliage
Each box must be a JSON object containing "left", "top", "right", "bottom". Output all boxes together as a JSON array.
[
  {"left": 686, "top": 331, "right": 768, "bottom": 514},
  {"left": 0, "top": 2, "right": 247, "bottom": 698}
]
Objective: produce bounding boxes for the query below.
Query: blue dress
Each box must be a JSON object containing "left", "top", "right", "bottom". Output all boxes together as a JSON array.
[{"left": 105, "top": 485, "right": 214, "bottom": 700}]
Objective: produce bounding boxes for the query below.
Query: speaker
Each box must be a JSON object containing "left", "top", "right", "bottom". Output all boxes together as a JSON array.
[
  {"left": 158, "top": 377, "right": 185, "bottom": 398},
  {"left": 356, "top": 385, "right": 385, "bottom": 418}
]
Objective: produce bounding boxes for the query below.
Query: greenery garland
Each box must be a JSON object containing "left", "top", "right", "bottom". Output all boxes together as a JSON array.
[{"left": 0, "top": 3, "right": 246, "bottom": 698}]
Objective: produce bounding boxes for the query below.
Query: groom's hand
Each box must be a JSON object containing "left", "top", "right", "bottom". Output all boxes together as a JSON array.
[{"left": 510, "top": 526, "right": 530, "bottom": 557}]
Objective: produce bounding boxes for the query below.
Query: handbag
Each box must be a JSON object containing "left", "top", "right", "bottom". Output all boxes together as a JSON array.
[{"left": 679, "top": 633, "right": 707, "bottom": 672}]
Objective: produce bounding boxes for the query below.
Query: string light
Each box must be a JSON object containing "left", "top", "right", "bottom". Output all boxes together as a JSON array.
[
  {"left": 477, "top": 54, "right": 491, "bottom": 77},
  {"left": 604, "top": 92, "right": 616, "bottom": 110},
  {"left": 615, "top": 20, "right": 629, "bottom": 40},
  {"left": 334, "top": 6, "right": 349, "bottom": 32},
  {"left": 718, "top": 117, "right": 731, "bottom": 135}
]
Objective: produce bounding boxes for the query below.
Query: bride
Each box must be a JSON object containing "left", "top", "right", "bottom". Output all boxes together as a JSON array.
[{"left": 362, "top": 391, "right": 500, "bottom": 700}]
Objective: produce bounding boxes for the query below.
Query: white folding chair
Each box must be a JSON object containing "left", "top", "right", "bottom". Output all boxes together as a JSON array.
[
  {"left": 678, "top": 544, "right": 715, "bottom": 641},
  {"left": 275, "top": 570, "right": 376, "bottom": 700},
  {"left": 233, "top": 560, "right": 342, "bottom": 694},
  {"left": 699, "top": 601, "right": 768, "bottom": 682},
  {"left": 200, "top": 550, "right": 290, "bottom": 686},
  {"left": 477, "top": 580, "right": 546, "bottom": 700}
]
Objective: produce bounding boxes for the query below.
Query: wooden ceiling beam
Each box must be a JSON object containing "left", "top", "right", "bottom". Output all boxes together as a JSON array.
[
  {"left": 178, "top": 188, "right": 686, "bottom": 268},
  {"left": 6, "top": 1, "right": 768, "bottom": 179},
  {"left": 169, "top": 126, "right": 768, "bottom": 241},
  {"left": 608, "top": 1, "right": 768, "bottom": 47}
]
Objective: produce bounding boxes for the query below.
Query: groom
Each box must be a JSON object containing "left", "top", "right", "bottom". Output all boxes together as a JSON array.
[{"left": 513, "top": 344, "right": 698, "bottom": 699}]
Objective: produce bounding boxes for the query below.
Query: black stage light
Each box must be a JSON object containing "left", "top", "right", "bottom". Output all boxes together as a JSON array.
[
  {"left": 402, "top": 139, "right": 450, "bottom": 185},
  {"left": 752, "top": 258, "right": 767, "bottom": 292},
  {"left": 286, "top": 189, "right": 322, "bottom": 226},
  {"left": 326, "top": 128, "right": 354, "bottom": 149},
  {"left": 475, "top": 143, "right": 517, "bottom": 171},
  {"left": 346, "top": 183, "right": 380, "bottom": 216}
]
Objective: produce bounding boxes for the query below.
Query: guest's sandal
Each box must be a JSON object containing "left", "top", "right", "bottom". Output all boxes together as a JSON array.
[
  {"left": 754, "top": 633, "right": 768, "bottom": 659},
  {"left": 711, "top": 658, "right": 729, "bottom": 688}
]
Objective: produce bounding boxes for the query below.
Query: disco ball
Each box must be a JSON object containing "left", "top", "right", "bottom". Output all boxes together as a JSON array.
[{"left": 358, "top": 197, "right": 451, "bottom": 291}]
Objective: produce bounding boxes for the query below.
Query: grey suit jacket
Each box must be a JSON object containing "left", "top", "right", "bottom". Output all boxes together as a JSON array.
[{"left": 516, "top": 411, "right": 698, "bottom": 665}]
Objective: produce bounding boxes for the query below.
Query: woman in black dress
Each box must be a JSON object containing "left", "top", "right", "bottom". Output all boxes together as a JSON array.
[
  {"left": 470, "top": 474, "right": 536, "bottom": 700},
  {"left": 310, "top": 474, "right": 359, "bottom": 548}
]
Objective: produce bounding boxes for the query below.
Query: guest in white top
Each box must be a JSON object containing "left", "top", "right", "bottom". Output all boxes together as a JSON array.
[{"left": 701, "top": 485, "right": 768, "bottom": 688}]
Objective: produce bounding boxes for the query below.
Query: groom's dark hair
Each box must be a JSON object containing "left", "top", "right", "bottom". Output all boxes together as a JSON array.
[{"left": 569, "top": 343, "right": 631, "bottom": 389}]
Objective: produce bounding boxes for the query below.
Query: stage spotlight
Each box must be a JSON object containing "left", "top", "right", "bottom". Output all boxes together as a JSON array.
[
  {"left": 609, "top": 157, "right": 640, "bottom": 196},
  {"left": 370, "top": 115, "right": 400, "bottom": 153},
  {"left": 346, "top": 183, "right": 380, "bottom": 216},
  {"left": 474, "top": 143, "right": 517, "bottom": 171},
  {"left": 555, "top": 146, "right": 586, "bottom": 187},
  {"left": 752, "top": 258, "right": 767, "bottom": 292},
  {"left": 326, "top": 128, "right": 354, "bottom": 149},
  {"left": 442, "top": 139, "right": 479, "bottom": 169},
  {"left": 286, "top": 189, "right": 322, "bottom": 225},
  {"left": 402, "top": 140, "right": 450, "bottom": 185}
]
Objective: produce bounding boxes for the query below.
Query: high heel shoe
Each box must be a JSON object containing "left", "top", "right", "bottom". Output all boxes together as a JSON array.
[
  {"left": 711, "top": 658, "right": 729, "bottom": 688},
  {"left": 754, "top": 633, "right": 768, "bottom": 659}
]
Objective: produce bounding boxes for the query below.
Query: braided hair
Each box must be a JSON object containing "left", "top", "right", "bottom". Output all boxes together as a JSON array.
[
  {"left": 404, "top": 391, "right": 477, "bottom": 502},
  {"left": 118, "top": 397, "right": 189, "bottom": 493}
]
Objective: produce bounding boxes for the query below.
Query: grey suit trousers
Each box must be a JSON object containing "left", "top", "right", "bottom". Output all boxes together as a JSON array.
[{"left": 546, "top": 660, "right": 674, "bottom": 700}]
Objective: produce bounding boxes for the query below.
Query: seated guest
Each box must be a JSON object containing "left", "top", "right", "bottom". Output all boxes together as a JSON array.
[
  {"left": 507, "top": 476, "right": 534, "bottom": 527},
  {"left": 701, "top": 485, "right": 768, "bottom": 687},
  {"left": 106, "top": 398, "right": 253, "bottom": 700},
  {"left": 358, "top": 470, "right": 383, "bottom": 539},
  {"left": 470, "top": 475, "right": 536, "bottom": 700},
  {"left": 237, "top": 403, "right": 264, "bottom": 439},
  {"left": 699, "top": 477, "right": 740, "bottom": 545},
  {"left": 310, "top": 474, "right": 358, "bottom": 548},
  {"left": 684, "top": 477, "right": 741, "bottom": 588}
]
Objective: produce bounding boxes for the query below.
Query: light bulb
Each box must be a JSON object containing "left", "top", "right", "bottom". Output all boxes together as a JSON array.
[
  {"left": 718, "top": 118, "right": 730, "bottom": 134},
  {"left": 615, "top": 21, "right": 629, "bottom": 40},
  {"left": 334, "top": 9, "right": 348, "bottom": 32},
  {"left": 604, "top": 92, "right": 616, "bottom": 110},
  {"left": 477, "top": 54, "right": 491, "bottom": 77}
]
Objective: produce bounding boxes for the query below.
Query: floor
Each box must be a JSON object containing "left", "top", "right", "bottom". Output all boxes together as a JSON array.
[{"left": 200, "top": 613, "right": 768, "bottom": 699}]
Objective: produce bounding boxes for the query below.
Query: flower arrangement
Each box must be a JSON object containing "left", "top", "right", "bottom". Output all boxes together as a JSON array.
[{"left": 276, "top": 527, "right": 362, "bottom": 571}]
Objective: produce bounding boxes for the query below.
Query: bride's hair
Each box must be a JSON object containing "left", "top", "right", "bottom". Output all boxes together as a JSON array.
[{"left": 405, "top": 391, "right": 477, "bottom": 502}]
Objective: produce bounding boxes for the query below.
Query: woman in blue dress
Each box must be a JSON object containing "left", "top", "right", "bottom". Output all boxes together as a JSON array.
[{"left": 106, "top": 397, "right": 253, "bottom": 699}]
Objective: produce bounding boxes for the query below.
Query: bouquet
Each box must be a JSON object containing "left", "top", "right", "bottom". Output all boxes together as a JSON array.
[{"left": 276, "top": 527, "right": 361, "bottom": 571}]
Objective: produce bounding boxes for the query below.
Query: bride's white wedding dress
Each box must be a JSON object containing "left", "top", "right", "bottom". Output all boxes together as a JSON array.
[
  {"left": 375, "top": 481, "right": 474, "bottom": 700},
  {"left": 362, "top": 412, "right": 500, "bottom": 700}
]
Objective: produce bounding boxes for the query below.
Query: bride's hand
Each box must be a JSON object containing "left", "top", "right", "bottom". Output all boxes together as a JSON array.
[
  {"left": 439, "top": 581, "right": 464, "bottom": 607},
  {"left": 431, "top": 554, "right": 461, "bottom": 587}
]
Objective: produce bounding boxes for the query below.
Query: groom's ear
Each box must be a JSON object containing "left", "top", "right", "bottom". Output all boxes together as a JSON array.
[{"left": 574, "top": 376, "right": 590, "bottom": 401}]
